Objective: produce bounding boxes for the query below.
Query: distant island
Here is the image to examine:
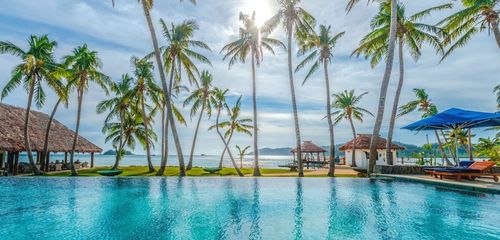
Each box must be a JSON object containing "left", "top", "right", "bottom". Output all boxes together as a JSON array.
[{"left": 102, "top": 150, "right": 134, "bottom": 155}]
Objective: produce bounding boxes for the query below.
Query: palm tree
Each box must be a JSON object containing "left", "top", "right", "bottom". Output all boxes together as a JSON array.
[
  {"left": 211, "top": 88, "right": 244, "bottom": 177},
  {"left": 265, "top": 0, "right": 316, "bottom": 177},
  {"left": 495, "top": 84, "right": 500, "bottom": 109},
  {"left": 97, "top": 74, "right": 134, "bottom": 169},
  {"left": 0, "top": 35, "right": 63, "bottom": 175},
  {"left": 352, "top": 2, "right": 450, "bottom": 165},
  {"left": 474, "top": 137, "right": 500, "bottom": 163},
  {"left": 236, "top": 145, "right": 251, "bottom": 168},
  {"left": 439, "top": 0, "right": 500, "bottom": 60},
  {"left": 399, "top": 88, "right": 454, "bottom": 165},
  {"left": 209, "top": 96, "right": 253, "bottom": 168},
  {"left": 347, "top": 0, "right": 399, "bottom": 174},
  {"left": 221, "top": 12, "right": 285, "bottom": 176},
  {"left": 156, "top": 19, "right": 212, "bottom": 177},
  {"left": 331, "top": 90, "right": 373, "bottom": 167},
  {"left": 63, "top": 44, "right": 110, "bottom": 176},
  {"left": 183, "top": 71, "right": 215, "bottom": 170},
  {"left": 295, "top": 25, "right": 345, "bottom": 177}
]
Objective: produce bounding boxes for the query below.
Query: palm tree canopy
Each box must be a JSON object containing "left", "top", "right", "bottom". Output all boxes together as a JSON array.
[
  {"left": 331, "top": 89, "right": 373, "bottom": 125},
  {"left": 97, "top": 74, "right": 135, "bottom": 124},
  {"left": 183, "top": 70, "right": 215, "bottom": 118},
  {"left": 103, "top": 109, "right": 157, "bottom": 150},
  {"left": 398, "top": 88, "right": 438, "bottom": 118},
  {"left": 209, "top": 96, "right": 253, "bottom": 138},
  {"left": 263, "top": 0, "right": 316, "bottom": 38},
  {"left": 111, "top": 0, "right": 196, "bottom": 10}
]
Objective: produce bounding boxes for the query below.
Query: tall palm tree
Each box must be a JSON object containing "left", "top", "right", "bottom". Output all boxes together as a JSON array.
[
  {"left": 236, "top": 145, "right": 251, "bottom": 168},
  {"left": 265, "top": 0, "right": 316, "bottom": 177},
  {"left": 495, "top": 84, "right": 500, "bottom": 109},
  {"left": 209, "top": 96, "right": 253, "bottom": 168},
  {"left": 347, "top": 0, "right": 399, "bottom": 174},
  {"left": 295, "top": 25, "right": 345, "bottom": 177},
  {"left": 221, "top": 12, "right": 285, "bottom": 176},
  {"left": 439, "top": 0, "right": 500, "bottom": 60},
  {"left": 97, "top": 74, "right": 134, "bottom": 169},
  {"left": 399, "top": 88, "right": 454, "bottom": 165},
  {"left": 130, "top": 56, "right": 163, "bottom": 172},
  {"left": 156, "top": 19, "right": 212, "bottom": 176},
  {"left": 63, "top": 44, "right": 110, "bottom": 176},
  {"left": 352, "top": 2, "right": 450, "bottom": 165},
  {"left": 0, "top": 35, "right": 63, "bottom": 175},
  {"left": 211, "top": 88, "right": 244, "bottom": 177},
  {"left": 183, "top": 71, "right": 215, "bottom": 170},
  {"left": 331, "top": 90, "right": 373, "bottom": 167}
]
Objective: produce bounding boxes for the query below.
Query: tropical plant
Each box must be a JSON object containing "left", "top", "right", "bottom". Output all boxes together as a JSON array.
[
  {"left": 495, "top": 84, "right": 500, "bottom": 109},
  {"left": 264, "top": 0, "right": 316, "bottom": 177},
  {"left": 209, "top": 96, "right": 253, "bottom": 168},
  {"left": 184, "top": 70, "right": 215, "bottom": 170},
  {"left": 352, "top": 2, "right": 450, "bottom": 165},
  {"left": 474, "top": 137, "right": 500, "bottom": 165},
  {"left": 0, "top": 35, "right": 63, "bottom": 175},
  {"left": 439, "top": 0, "right": 500, "bottom": 60},
  {"left": 331, "top": 90, "right": 373, "bottom": 167},
  {"left": 156, "top": 19, "right": 212, "bottom": 176},
  {"left": 295, "top": 25, "right": 344, "bottom": 177},
  {"left": 236, "top": 145, "right": 251, "bottom": 168},
  {"left": 221, "top": 12, "right": 285, "bottom": 176},
  {"left": 63, "top": 44, "right": 110, "bottom": 176},
  {"left": 211, "top": 88, "right": 244, "bottom": 176}
]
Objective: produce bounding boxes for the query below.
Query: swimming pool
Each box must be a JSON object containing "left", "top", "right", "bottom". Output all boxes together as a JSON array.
[{"left": 0, "top": 177, "right": 498, "bottom": 239}]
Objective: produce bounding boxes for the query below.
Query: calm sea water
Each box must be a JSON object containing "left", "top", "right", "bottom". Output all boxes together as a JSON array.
[{"left": 0, "top": 177, "right": 498, "bottom": 239}]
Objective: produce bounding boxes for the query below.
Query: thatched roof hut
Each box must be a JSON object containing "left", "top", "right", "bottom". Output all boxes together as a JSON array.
[
  {"left": 291, "top": 141, "right": 326, "bottom": 153},
  {"left": 0, "top": 103, "right": 102, "bottom": 153},
  {"left": 339, "top": 134, "right": 404, "bottom": 151}
]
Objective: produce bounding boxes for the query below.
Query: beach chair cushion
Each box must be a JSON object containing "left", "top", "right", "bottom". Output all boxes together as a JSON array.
[{"left": 467, "top": 161, "right": 495, "bottom": 171}]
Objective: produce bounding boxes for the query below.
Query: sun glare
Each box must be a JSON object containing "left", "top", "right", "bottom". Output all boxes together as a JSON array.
[{"left": 241, "top": 0, "right": 274, "bottom": 27}]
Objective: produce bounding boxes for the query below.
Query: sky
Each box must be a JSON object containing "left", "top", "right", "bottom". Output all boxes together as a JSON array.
[{"left": 0, "top": 0, "right": 498, "bottom": 155}]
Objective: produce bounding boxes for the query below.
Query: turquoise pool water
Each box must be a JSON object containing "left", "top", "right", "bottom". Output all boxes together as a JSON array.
[{"left": 0, "top": 177, "right": 498, "bottom": 240}]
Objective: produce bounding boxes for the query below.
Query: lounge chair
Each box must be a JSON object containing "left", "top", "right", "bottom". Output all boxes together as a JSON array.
[
  {"left": 423, "top": 161, "right": 475, "bottom": 175},
  {"left": 432, "top": 161, "right": 499, "bottom": 182}
]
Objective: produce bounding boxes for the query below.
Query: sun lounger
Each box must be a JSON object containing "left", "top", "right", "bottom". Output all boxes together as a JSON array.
[
  {"left": 432, "top": 161, "right": 499, "bottom": 182},
  {"left": 423, "top": 161, "right": 475, "bottom": 175}
]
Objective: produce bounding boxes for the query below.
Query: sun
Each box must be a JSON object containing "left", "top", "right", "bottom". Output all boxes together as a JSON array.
[{"left": 241, "top": 0, "right": 274, "bottom": 27}]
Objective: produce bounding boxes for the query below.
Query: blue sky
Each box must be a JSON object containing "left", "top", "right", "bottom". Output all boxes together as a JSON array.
[{"left": 0, "top": 0, "right": 498, "bottom": 155}]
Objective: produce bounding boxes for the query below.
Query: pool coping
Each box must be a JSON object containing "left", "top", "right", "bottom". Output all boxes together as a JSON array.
[{"left": 373, "top": 174, "right": 500, "bottom": 194}]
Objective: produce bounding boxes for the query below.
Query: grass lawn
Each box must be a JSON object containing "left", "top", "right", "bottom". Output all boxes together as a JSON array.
[{"left": 47, "top": 166, "right": 358, "bottom": 177}]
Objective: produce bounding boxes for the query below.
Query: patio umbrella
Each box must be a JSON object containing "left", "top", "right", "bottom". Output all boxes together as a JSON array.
[{"left": 402, "top": 108, "right": 500, "bottom": 163}]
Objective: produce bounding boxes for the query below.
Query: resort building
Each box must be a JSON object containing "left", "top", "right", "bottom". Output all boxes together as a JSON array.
[
  {"left": 0, "top": 103, "right": 102, "bottom": 175},
  {"left": 339, "top": 134, "right": 405, "bottom": 169}
]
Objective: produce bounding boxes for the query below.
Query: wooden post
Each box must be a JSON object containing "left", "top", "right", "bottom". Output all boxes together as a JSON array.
[
  {"left": 323, "top": 152, "right": 326, "bottom": 162},
  {"left": 91, "top": 152, "right": 94, "bottom": 168},
  {"left": 64, "top": 152, "right": 68, "bottom": 164},
  {"left": 45, "top": 152, "right": 50, "bottom": 172},
  {"left": 317, "top": 152, "right": 320, "bottom": 161},
  {"left": 7, "top": 152, "right": 14, "bottom": 174},
  {"left": 0, "top": 152, "right": 4, "bottom": 169},
  {"left": 13, "top": 152, "right": 19, "bottom": 175}
]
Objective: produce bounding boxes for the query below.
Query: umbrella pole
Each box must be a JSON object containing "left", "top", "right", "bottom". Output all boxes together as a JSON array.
[{"left": 455, "top": 136, "right": 459, "bottom": 165}]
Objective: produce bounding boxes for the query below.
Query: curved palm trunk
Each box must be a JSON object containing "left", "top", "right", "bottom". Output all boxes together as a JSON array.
[
  {"left": 348, "top": 118, "right": 357, "bottom": 167},
  {"left": 218, "top": 131, "right": 234, "bottom": 169},
  {"left": 492, "top": 21, "right": 500, "bottom": 48},
  {"left": 112, "top": 111, "right": 125, "bottom": 170},
  {"left": 187, "top": 100, "right": 205, "bottom": 170},
  {"left": 323, "top": 60, "right": 335, "bottom": 177},
  {"left": 215, "top": 108, "right": 243, "bottom": 177},
  {"left": 169, "top": 108, "right": 186, "bottom": 176},
  {"left": 251, "top": 53, "right": 261, "bottom": 176},
  {"left": 42, "top": 99, "right": 61, "bottom": 172},
  {"left": 69, "top": 89, "right": 83, "bottom": 176},
  {"left": 368, "top": 0, "right": 397, "bottom": 174},
  {"left": 287, "top": 26, "right": 303, "bottom": 177},
  {"left": 434, "top": 130, "right": 451, "bottom": 166},
  {"left": 140, "top": 94, "right": 154, "bottom": 172},
  {"left": 159, "top": 104, "right": 167, "bottom": 171},
  {"left": 24, "top": 76, "right": 42, "bottom": 175},
  {"left": 386, "top": 40, "right": 404, "bottom": 165}
]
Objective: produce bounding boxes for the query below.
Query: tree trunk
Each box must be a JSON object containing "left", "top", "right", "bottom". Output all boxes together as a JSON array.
[
  {"left": 168, "top": 108, "right": 186, "bottom": 176},
  {"left": 112, "top": 111, "right": 124, "bottom": 170},
  {"left": 434, "top": 130, "right": 452, "bottom": 166},
  {"left": 368, "top": 0, "right": 397, "bottom": 174},
  {"left": 24, "top": 75, "right": 41, "bottom": 175},
  {"left": 492, "top": 21, "right": 500, "bottom": 48},
  {"left": 157, "top": 63, "right": 176, "bottom": 176},
  {"left": 215, "top": 108, "right": 243, "bottom": 176},
  {"left": 323, "top": 60, "right": 335, "bottom": 177},
  {"left": 348, "top": 118, "right": 357, "bottom": 167},
  {"left": 140, "top": 93, "right": 155, "bottom": 172},
  {"left": 69, "top": 89, "right": 83, "bottom": 176},
  {"left": 218, "top": 131, "right": 234, "bottom": 169},
  {"left": 251, "top": 53, "right": 261, "bottom": 176},
  {"left": 287, "top": 25, "right": 303, "bottom": 177},
  {"left": 386, "top": 40, "right": 404, "bottom": 166},
  {"left": 187, "top": 100, "right": 205, "bottom": 170},
  {"left": 441, "top": 130, "right": 458, "bottom": 165},
  {"left": 467, "top": 129, "right": 473, "bottom": 160},
  {"left": 42, "top": 99, "right": 61, "bottom": 172}
]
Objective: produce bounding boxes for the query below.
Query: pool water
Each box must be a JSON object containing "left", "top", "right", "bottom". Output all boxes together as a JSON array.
[{"left": 0, "top": 177, "right": 498, "bottom": 240}]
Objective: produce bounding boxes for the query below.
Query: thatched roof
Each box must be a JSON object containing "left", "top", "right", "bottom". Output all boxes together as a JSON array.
[
  {"left": 0, "top": 103, "right": 102, "bottom": 153},
  {"left": 339, "top": 134, "right": 404, "bottom": 151},
  {"left": 291, "top": 141, "right": 326, "bottom": 153}
]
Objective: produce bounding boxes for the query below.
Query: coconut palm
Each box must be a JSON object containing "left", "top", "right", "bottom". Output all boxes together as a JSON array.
[
  {"left": 264, "top": 0, "right": 316, "bottom": 177},
  {"left": 63, "top": 44, "right": 110, "bottom": 176},
  {"left": 156, "top": 19, "right": 212, "bottom": 177},
  {"left": 352, "top": 2, "right": 450, "bottom": 165},
  {"left": 0, "top": 35, "right": 63, "bottom": 175},
  {"left": 211, "top": 88, "right": 244, "bottom": 177},
  {"left": 183, "top": 71, "right": 215, "bottom": 170},
  {"left": 221, "top": 12, "right": 285, "bottom": 176},
  {"left": 236, "top": 145, "right": 251, "bottom": 168},
  {"left": 495, "top": 84, "right": 500, "bottom": 109},
  {"left": 439, "top": 0, "right": 500, "bottom": 60},
  {"left": 295, "top": 25, "right": 345, "bottom": 177},
  {"left": 347, "top": 0, "right": 399, "bottom": 174},
  {"left": 209, "top": 96, "right": 253, "bottom": 168},
  {"left": 331, "top": 90, "right": 373, "bottom": 167},
  {"left": 474, "top": 137, "right": 500, "bottom": 164},
  {"left": 97, "top": 74, "right": 134, "bottom": 169}
]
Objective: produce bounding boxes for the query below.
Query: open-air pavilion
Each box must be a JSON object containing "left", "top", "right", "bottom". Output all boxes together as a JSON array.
[
  {"left": 0, "top": 103, "right": 102, "bottom": 175},
  {"left": 291, "top": 141, "right": 328, "bottom": 169}
]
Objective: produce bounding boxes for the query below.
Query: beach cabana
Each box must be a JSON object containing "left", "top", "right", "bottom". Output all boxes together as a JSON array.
[
  {"left": 291, "top": 141, "right": 327, "bottom": 169},
  {"left": 0, "top": 103, "right": 102, "bottom": 175}
]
